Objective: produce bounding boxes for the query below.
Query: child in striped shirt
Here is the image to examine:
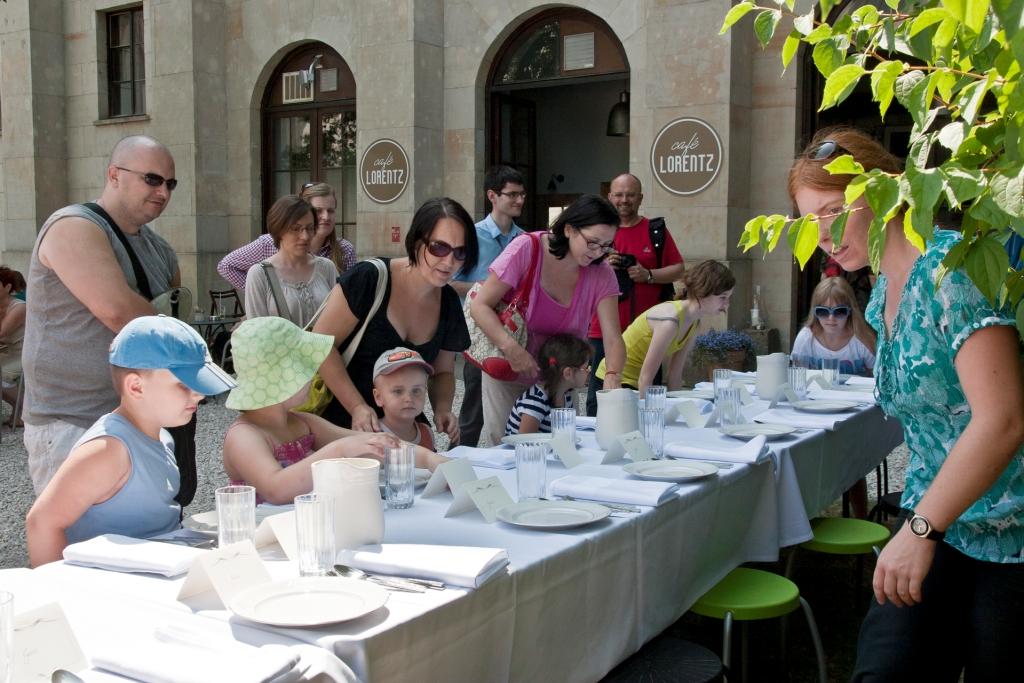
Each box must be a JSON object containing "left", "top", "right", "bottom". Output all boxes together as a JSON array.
[{"left": 505, "top": 334, "right": 592, "bottom": 435}]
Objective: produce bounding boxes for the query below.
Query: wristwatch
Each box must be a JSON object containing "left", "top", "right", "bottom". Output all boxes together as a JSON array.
[
  {"left": 908, "top": 513, "right": 945, "bottom": 541},
  {"left": 645, "top": 268, "right": 655, "bottom": 284}
]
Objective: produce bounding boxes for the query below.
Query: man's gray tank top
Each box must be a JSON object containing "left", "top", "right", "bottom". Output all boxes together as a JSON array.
[{"left": 22, "top": 204, "right": 178, "bottom": 427}]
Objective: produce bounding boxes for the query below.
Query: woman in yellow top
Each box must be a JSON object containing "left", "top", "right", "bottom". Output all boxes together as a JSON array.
[{"left": 596, "top": 261, "right": 735, "bottom": 395}]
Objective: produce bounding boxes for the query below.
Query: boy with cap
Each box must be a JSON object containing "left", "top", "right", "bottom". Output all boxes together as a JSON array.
[
  {"left": 372, "top": 347, "right": 435, "bottom": 449},
  {"left": 26, "top": 316, "right": 235, "bottom": 566}
]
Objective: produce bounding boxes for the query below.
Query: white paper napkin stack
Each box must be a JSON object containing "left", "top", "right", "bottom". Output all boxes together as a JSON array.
[
  {"left": 807, "top": 384, "right": 877, "bottom": 404},
  {"left": 446, "top": 445, "right": 517, "bottom": 469},
  {"left": 336, "top": 543, "right": 510, "bottom": 588},
  {"left": 664, "top": 433, "right": 769, "bottom": 464},
  {"left": 63, "top": 535, "right": 205, "bottom": 577},
  {"left": 549, "top": 475, "right": 679, "bottom": 507},
  {"left": 753, "top": 408, "right": 850, "bottom": 431}
]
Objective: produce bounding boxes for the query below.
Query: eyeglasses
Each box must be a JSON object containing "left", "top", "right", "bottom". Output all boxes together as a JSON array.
[
  {"left": 287, "top": 223, "right": 316, "bottom": 235},
  {"left": 575, "top": 363, "right": 592, "bottom": 373},
  {"left": 814, "top": 305, "right": 851, "bottom": 319},
  {"left": 498, "top": 191, "right": 527, "bottom": 200},
  {"left": 426, "top": 240, "right": 468, "bottom": 261},
  {"left": 115, "top": 167, "right": 178, "bottom": 191},
  {"left": 807, "top": 140, "right": 851, "bottom": 161},
  {"left": 578, "top": 229, "right": 615, "bottom": 254}
]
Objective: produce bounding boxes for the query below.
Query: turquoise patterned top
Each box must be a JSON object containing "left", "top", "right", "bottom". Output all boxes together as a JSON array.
[{"left": 866, "top": 230, "right": 1024, "bottom": 563}]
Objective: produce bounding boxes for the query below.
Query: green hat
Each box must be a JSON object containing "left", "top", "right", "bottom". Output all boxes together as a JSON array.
[{"left": 225, "top": 316, "right": 334, "bottom": 411}]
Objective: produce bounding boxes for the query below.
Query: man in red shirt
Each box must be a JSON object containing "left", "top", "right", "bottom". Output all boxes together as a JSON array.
[{"left": 585, "top": 173, "right": 685, "bottom": 415}]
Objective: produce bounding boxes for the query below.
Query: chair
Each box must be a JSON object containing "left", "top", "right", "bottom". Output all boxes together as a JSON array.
[
  {"left": 1, "top": 371, "right": 24, "bottom": 443},
  {"left": 784, "top": 517, "right": 890, "bottom": 604},
  {"left": 209, "top": 289, "right": 244, "bottom": 318},
  {"left": 690, "top": 568, "right": 827, "bottom": 683}
]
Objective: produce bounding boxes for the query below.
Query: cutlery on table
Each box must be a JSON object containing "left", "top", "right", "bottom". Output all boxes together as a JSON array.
[
  {"left": 332, "top": 564, "right": 442, "bottom": 591},
  {"left": 558, "top": 496, "right": 642, "bottom": 514},
  {"left": 149, "top": 536, "right": 217, "bottom": 549}
]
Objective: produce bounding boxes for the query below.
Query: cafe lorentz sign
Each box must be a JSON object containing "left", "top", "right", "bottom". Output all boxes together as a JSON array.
[
  {"left": 650, "top": 118, "right": 723, "bottom": 196},
  {"left": 359, "top": 138, "right": 410, "bottom": 204}
]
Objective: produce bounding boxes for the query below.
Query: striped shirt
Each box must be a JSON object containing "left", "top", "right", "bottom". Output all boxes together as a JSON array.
[
  {"left": 217, "top": 233, "right": 356, "bottom": 290},
  {"left": 505, "top": 383, "right": 575, "bottom": 435}
]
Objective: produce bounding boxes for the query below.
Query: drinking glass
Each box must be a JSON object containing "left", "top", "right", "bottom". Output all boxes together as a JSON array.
[
  {"left": 820, "top": 358, "right": 840, "bottom": 386},
  {"left": 216, "top": 485, "right": 255, "bottom": 548},
  {"left": 550, "top": 408, "right": 577, "bottom": 441},
  {"left": 788, "top": 366, "right": 808, "bottom": 401},
  {"left": 294, "top": 493, "right": 335, "bottom": 577},
  {"left": 0, "top": 591, "right": 11, "bottom": 683},
  {"left": 712, "top": 369, "right": 733, "bottom": 401},
  {"left": 644, "top": 385, "right": 667, "bottom": 412},
  {"left": 638, "top": 407, "right": 665, "bottom": 459},
  {"left": 717, "top": 387, "right": 742, "bottom": 426},
  {"left": 385, "top": 443, "right": 416, "bottom": 509},
  {"left": 515, "top": 442, "right": 548, "bottom": 501}
]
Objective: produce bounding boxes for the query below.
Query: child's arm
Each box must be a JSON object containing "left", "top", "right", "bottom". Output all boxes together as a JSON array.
[
  {"left": 517, "top": 414, "right": 542, "bottom": 434},
  {"left": 26, "top": 438, "right": 132, "bottom": 566},
  {"left": 303, "top": 412, "right": 446, "bottom": 471}
]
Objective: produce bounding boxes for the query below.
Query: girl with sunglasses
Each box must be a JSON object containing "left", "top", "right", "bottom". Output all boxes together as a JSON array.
[
  {"left": 790, "top": 127, "right": 1024, "bottom": 680},
  {"left": 790, "top": 276, "right": 875, "bottom": 376},
  {"left": 313, "top": 198, "right": 479, "bottom": 445}
]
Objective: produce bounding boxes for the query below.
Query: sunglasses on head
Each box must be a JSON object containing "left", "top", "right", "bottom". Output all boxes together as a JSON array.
[
  {"left": 426, "top": 240, "right": 467, "bottom": 261},
  {"left": 116, "top": 166, "right": 178, "bottom": 191},
  {"left": 807, "top": 140, "right": 852, "bottom": 162},
  {"left": 814, "top": 305, "right": 851, "bottom": 319}
]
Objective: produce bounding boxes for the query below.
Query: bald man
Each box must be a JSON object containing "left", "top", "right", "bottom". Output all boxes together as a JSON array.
[{"left": 22, "top": 135, "right": 182, "bottom": 493}]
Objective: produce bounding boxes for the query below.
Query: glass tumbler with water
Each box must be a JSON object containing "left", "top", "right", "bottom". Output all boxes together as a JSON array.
[
  {"left": 0, "top": 591, "right": 11, "bottom": 683},
  {"left": 216, "top": 484, "right": 256, "bottom": 548},
  {"left": 717, "top": 387, "right": 742, "bottom": 426},
  {"left": 788, "top": 365, "right": 808, "bottom": 401},
  {"left": 385, "top": 443, "right": 416, "bottom": 509},
  {"left": 294, "top": 493, "right": 335, "bottom": 577},
  {"left": 645, "top": 385, "right": 667, "bottom": 412},
  {"left": 820, "top": 358, "right": 840, "bottom": 386},
  {"left": 515, "top": 442, "right": 548, "bottom": 501},
  {"left": 638, "top": 407, "right": 665, "bottom": 459},
  {"left": 712, "top": 369, "right": 733, "bottom": 401},
  {"left": 550, "top": 407, "right": 577, "bottom": 442}
]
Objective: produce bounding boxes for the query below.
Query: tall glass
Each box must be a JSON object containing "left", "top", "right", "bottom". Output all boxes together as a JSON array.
[
  {"left": 820, "top": 358, "right": 840, "bottom": 386},
  {"left": 712, "top": 369, "right": 733, "bottom": 401},
  {"left": 515, "top": 442, "right": 548, "bottom": 501},
  {"left": 638, "top": 407, "right": 665, "bottom": 459},
  {"left": 0, "top": 591, "right": 11, "bottom": 683},
  {"left": 550, "top": 408, "right": 577, "bottom": 441},
  {"left": 788, "top": 365, "right": 808, "bottom": 401},
  {"left": 717, "top": 387, "right": 742, "bottom": 426},
  {"left": 294, "top": 493, "right": 335, "bottom": 577},
  {"left": 645, "top": 385, "right": 667, "bottom": 412},
  {"left": 216, "top": 485, "right": 255, "bottom": 548},
  {"left": 385, "top": 444, "right": 416, "bottom": 509}
]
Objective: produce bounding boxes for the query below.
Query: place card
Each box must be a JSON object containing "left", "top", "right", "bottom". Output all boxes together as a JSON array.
[
  {"left": 422, "top": 458, "right": 478, "bottom": 498},
  {"left": 177, "top": 540, "right": 271, "bottom": 607},
  {"left": 736, "top": 384, "right": 755, "bottom": 405},
  {"left": 674, "top": 401, "right": 720, "bottom": 428},
  {"left": 13, "top": 602, "right": 88, "bottom": 682},
  {"left": 619, "top": 431, "right": 656, "bottom": 462},
  {"left": 550, "top": 432, "right": 583, "bottom": 468},
  {"left": 445, "top": 477, "right": 515, "bottom": 523},
  {"left": 810, "top": 375, "right": 831, "bottom": 389},
  {"left": 768, "top": 383, "right": 799, "bottom": 408},
  {"left": 601, "top": 437, "right": 626, "bottom": 463},
  {"left": 253, "top": 510, "right": 297, "bottom": 559}
]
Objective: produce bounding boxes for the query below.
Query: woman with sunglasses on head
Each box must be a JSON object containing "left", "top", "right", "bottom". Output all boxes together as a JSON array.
[
  {"left": 313, "top": 198, "right": 478, "bottom": 444},
  {"left": 470, "top": 194, "right": 625, "bottom": 446},
  {"left": 791, "top": 276, "right": 875, "bottom": 376},
  {"left": 243, "top": 195, "right": 338, "bottom": 328},
  {"left": 790, "top": 127, "right": 1024, "bottom": 681}
]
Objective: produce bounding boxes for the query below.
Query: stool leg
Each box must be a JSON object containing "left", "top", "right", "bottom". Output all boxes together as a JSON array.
[
  {"left": 784, "top": 546, "right": 799, "bottom": 579},
  {"left": 798, "top": 597, "right": 828, "bottom": 683},
  {"left": 741, "top": 621, "right": 750, "bottom": 683},
  {"left": 722, "top": 611, "right": 734, "bottom": 682}
]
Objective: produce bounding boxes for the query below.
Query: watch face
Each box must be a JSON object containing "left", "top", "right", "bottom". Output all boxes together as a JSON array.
[{"left": 910, "top": 516, "right": 928, "bottom": 536}]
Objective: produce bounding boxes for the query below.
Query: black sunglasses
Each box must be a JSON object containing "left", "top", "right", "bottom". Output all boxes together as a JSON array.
[
  {"left": 116, "top": 166, "right": 178, "bottom": 191},
  {"left": 426, "top": 240, "right": 467, "bottom": 261},
  {"left": 814, "top": 305, "right": 851, "bottom": 319},
  {"left": 808, "top": 140, "right": 851, "bottom": 162}
]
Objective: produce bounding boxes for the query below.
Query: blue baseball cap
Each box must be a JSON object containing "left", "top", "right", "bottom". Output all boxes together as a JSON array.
[{"left": 109, "top": 315, "right": 237, "bottom": 396}]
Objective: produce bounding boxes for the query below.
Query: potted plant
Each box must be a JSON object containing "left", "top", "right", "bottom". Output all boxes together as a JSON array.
[{"left": 691, "top": 329, "right": 754, "bottom": 380}]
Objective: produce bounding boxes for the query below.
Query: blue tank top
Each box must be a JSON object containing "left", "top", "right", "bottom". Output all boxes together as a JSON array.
[{"left": 65, "top": 413, "right": 181, "bottom": 544}]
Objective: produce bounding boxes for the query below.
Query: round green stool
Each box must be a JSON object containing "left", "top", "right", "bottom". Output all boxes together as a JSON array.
[
  {"left": 785, "top": 517, "right": 891, "bottom": 587},
  {"left": 690, "top": 568, "right": 827, "bottom": 683}
]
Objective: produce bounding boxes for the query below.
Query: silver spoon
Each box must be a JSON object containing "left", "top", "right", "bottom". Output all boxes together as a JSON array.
[
  {"left": 52, "top": 670, "right": 85, "bottom": 683},
  {"left": 333, "top": 564, "right": 443, "bottom": 590}
]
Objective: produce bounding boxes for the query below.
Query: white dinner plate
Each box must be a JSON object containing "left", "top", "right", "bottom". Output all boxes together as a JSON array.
[
  {"left": 666, "top": 389, "right": 714, "bottom": 400},
  {"left": 500, "top": 433, "right": 582, "bottom": 447},
  {"left": 229, "top": 577, "right": 388, "bottom": 627},
  {"left": 496, "top": 500, "right": 610, "bottom": 530},
  {"left": 720, "top": 423, "right": 797, "bottom": 441},
  {"left": 183, "top": 505, "right": 292, "bottom": 537},
  {"left": 791, "top": 399, "right": 859, "bottom": 413},
  {"left": 623, "top": 460, "right": 718, "bottom": 482}
]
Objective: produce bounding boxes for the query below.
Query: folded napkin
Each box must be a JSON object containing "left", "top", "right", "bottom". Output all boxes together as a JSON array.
[
  {"left": 807, "top": 385, "right": 876, "bottom": 404},
  {"left": 63, "top": 534, "right": 205, "bottom": 577},
  {"left": 753, "top": 408, "right": 850, "bottom": 431},
  {"left": 664, "top": 433, "right": 769, "bottom": 464},
  {"left": 336, "top": 543, "right": 509, "bottom": 589},
  {"left": 549, "top": 474, "right": 678, "bottom": 507},
  {"left": 446, "top": 445, "right": 516, "bottom": 469},
  {"left": 844, "top": 375, "right": 877, "bottom": 387},
  {"left": 91, "top": 624, "right": 302, "bottom": 683},
  {"left": 575, "top": 415, "right": 596, "bottom": 431}
]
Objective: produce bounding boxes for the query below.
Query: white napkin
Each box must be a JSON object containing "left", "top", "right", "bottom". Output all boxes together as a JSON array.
[
  {"left": 446, "top": 445, "right": 516, "bottom": 469},
  {"left": 753, "top": 408, "right": 850, "bottom": 431},
  {"left": 91, "top": 624, "right": 302, "bottom": 683},
  {"left": 807, "top": 384, "right": 876, "bottom": 404},
  {"left": 664, "top": 433, "right": 769, "bottom": 464},
  {"left": 575, "top": 415, "right": 596, "bottom": 431},
  {"left": 844, "top": 375, "right": 876, "bottom": 387},
  {"left": 63, "top": 535, "right": 205, "bottom": 577},
  {"left": 336, "top": 543, "right": 509, "bottom": 589},
  {"left": 549, "top": 474, "right": 678, "bottom": 507}
]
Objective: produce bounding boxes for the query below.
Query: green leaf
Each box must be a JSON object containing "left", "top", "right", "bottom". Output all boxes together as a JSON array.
[
  {"left": 942, "top": 165, "right": 987, "bottom": 204},
  {"left": 870, "top": 61, "right": 904, "bottom": 118},
  {"left": 820, "top": 64, "right": 866, "bottom": 110},
  {"left": 959, "top": 70, "right": 996, "bottom": 125},
  {"left": 782, "top": 30, "right": 802, "bottom": 69},
  {"left": 906, "top": 73, "right": 933, "bottom": 129},
  {"left": 992, "top": 0, "right": 1024, "bottom": 40},
  {"left": 794, "top": 10, "right": 815, "bottom": 36},
  {"left": 830, "top": 210, "right": 849, "bottom": 252},
  {"left": 719, "top": 1, "right": 756, "bottom": 34},
  {"left": 903, "top": 211, "right": 927, "bottom": 253},
  {"left": 909, "top": 167, "right": 945, "bottom": 216},
  {"left": 938, "top": 121, "right": 967, "bottom": 154},
  {"left": 933, "top": 69, "right": 957, "bottom": 104},
  {"left": 845, "top": 174, "right": 870, "bottom": 205},
  {"left": 910, "top": 7, "right": 954, "bottom": 37},
  {"left": 895, "top": 71, "right": 927, "bottom": 113},
  {"left": 767, "top": 215, "right": 787, "bottom": 252},
  {"left": 865, "top": 173, "right": 902, "bottom": 220},
  {"left": 884, "top": 0, "right": 900, "bottom": 7},
  {"left": 990, "top": 167, "right": 1024, "bottom": 218},
  {"left": 934, "top": 17, "right": 959, "bottom": 52},
  {"left": 965, "top": 235, "right": 1011, "bottom": 303},
  {"left": 964, "top": 0, "right": 991, "bottom": 35},
  {"left": 824, "top": 154, "right": 866, "bottom": 175},
  {"left": 754, "top": 9, "right": 782, "bottom": 47},
  {"left": 813, "top": 39, "right": 845, "bottom": 77},
  {"left": 908, "top": 132, "right": 935, "bottom": 169},
  {"left": 868, "top": 217, "right": 886, "bottom": 272},
  {"left": 791, "top": 215, "right": 819, "bottom": 269}
]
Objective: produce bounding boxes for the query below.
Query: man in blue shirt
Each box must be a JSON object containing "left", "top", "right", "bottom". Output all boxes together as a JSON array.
[{"left": 452, "top": 166, "right": 526, "bottom": 446}]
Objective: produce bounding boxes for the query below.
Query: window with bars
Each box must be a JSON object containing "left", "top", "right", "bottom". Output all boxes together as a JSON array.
[{"left": 106, "top": 7, "right": 145, "bottom": 117}]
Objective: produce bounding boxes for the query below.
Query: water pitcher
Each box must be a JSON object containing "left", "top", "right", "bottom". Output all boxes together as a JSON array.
[
  {"left": 595, "top": 388, "right": 639, "bottom": 449},
  {"left": 312, "top": 458, "right": 385, "bottom": 551}
]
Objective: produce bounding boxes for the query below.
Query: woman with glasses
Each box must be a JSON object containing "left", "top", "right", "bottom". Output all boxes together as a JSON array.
[
  {"left": 790, "top": 127, "right": 1024, "bottom": 680},
  {"left": 243, "top": 195, "right": 338, "bottom": 328},
  {"left": 790, "top": 276, "right": 875, "bottom": 376},
  {"left": 470, "top": 194, "right": 625, "bottom": 446},
  {"left": 313, "top": 197, "right": 478, "bottom": 443}
]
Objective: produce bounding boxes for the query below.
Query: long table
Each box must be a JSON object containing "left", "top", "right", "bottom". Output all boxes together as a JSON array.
[{"left": 18, "top": 404, "right": 903, "bottom": 682}]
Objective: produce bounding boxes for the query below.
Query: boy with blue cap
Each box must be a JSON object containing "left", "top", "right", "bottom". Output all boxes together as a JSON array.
[{"left": 26, "top": 315, "right": 235, "bottom": 566}]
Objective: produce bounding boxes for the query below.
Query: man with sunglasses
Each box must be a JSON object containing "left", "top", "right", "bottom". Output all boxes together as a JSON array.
[
  {"left": 21, "top": 135, "right": 184, "bottom": 495},
  {"left": 451, "top": 166, "right": 526, "bottom": 446}
]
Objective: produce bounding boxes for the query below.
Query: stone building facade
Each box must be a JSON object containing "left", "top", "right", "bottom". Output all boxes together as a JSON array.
[{"left": 0, "top": 0, "right": 808, "bottom": 341}]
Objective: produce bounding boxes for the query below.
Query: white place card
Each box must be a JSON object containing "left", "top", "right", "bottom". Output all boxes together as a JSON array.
[
  {"left": 768, "top": 383, "right": 799, "bottom": 408},
  {"left": 254, "top": 510, "right": 297, "bottom": 559},
  {"left": 13, "top": 602, "right": 88, "bottom": 682},
  {"left": 674, "top": 401, "right": 720, "bottom": 428},
  {"left": 177, "top": 540, "right": 271, "bottom": 606},
  {"left": 550, "top": 432, "right": 584, "bottom": 468},
  {"left": 422, "top": 458, "right": 478, "bottom": 498},
  {"left": 736, "top": 384, "right": 755, "bottom": 405},
  {"left": 810, "top": 375, "right": 832, "bottom": 389},
  {"left": 619, "top": 431, "right": 656, "bottom": 462},
  {"left": 601, "top": 437, "right": 626, "bottom": 463},
  {"left": 445, "top": 477, "right": 515, "bottom": 523}
]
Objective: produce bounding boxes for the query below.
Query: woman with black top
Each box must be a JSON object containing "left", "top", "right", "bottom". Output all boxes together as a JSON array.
[{"left": 313, "top": 198, "right": 478, "bottom": 444}]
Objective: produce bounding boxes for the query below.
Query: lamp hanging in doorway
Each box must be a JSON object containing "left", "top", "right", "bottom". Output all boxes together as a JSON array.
[{"left": 606, "top": 91, "right": 629, "bottom": 137}]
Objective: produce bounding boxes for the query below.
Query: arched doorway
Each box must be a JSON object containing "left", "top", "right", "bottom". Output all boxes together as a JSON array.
[
  {"left": 487, "top": 9, "right": 629, "bottom": 229},
  {"left": 261, "top": 43, "right": 356, "bottom": 241}
]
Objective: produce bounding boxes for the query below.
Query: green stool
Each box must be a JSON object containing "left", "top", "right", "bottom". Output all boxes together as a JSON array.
[
  {"left": 690, "top": 568, "right": 827, "bottom": 683},
  {"left": 785, "top": 517, "right": 890, "bottom": 587}
]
